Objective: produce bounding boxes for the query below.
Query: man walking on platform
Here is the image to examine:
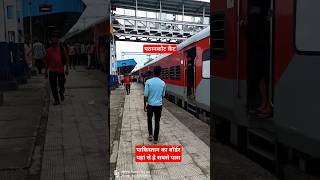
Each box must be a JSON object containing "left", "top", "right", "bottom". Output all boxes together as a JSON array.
[
  {"left": 44, "top": 32, "right": 69, "bottom": 105},
  {"left": 33, "top": 39, "right": 46, "bottom": 74},
  {"left": 124, "top": 74, "right": 131, "bottom": 95},
  {"left": 143, "top": 66, "right": 166, "bottom": 144}
]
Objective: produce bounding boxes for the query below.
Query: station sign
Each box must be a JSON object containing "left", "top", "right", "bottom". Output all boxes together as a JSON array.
[{"left": 143, "top": 44, "right": 177, "bottom": 54}]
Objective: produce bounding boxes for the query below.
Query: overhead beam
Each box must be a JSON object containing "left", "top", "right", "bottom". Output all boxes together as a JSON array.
[
  {"left": 114, "top": 33, "right": 187, "bottom": 40},
  {"left": 111, "top": 4, "right": 210, "bottom": 17},
  {"left": 112, "top": 15, "right": 209, "bottom": 26}
]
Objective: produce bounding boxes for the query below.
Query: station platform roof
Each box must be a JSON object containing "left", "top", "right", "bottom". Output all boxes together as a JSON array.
[
  {"left": 62, "top": 0, "right": 108, "bottom": 40},
  {"left": 111, "top": 0, "right": 210, "bottom": 17},
  {"left": 117, "top": 59, "right": 137, "bottom": 68}
]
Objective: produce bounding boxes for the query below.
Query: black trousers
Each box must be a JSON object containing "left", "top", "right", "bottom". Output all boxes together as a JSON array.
[
  {"left": 147, "top": 105, "right": 162, "bottom": 141},
  {"left": 125, "top": 84, "right": 130, "bottom": 94},
  {"left": 49, "top": 71, "right": 66, "bottom": 102},
  {"left": 69, "top": 55, "right": 76, "bottom": 69},
  {"left": 35, "top": 58, "right": 44, "bottom": 74}
]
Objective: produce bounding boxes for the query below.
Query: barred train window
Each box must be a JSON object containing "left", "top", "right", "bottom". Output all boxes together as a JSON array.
[
  {"left": 164, "top": 68, "right": 169, "bottom": 79},
  {"left": 169, "top": 66, "right": 181, "bottom": 80},
  {"left": 202, "top": 49, "right": 210, "bottom": 79},
  {"left": 170, "top": 66, "right": 175, "bottom": 79},
  {"left": 161, "top": 68, "right": 169, "bottom": 79},
  {"left": 175, "top": 65, "right": 181, "bottom": 80},
  {"left": 296, "top": 0, "right": 320, "bottom": 52},
  {"left": 7, "top": 6, "right": 14, "bottom": 19},
  {"left": 212, "top": 12, "right": 225, "bottom": 58}
]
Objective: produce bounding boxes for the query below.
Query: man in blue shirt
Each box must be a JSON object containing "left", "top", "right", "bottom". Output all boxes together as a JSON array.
[{"left": 144, "top": 66, "right": 166, "bottom": 144}]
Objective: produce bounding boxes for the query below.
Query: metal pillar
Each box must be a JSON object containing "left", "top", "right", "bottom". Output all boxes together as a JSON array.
[
  {"left": 203, "top": 7, "right": 205, "bottom": 23},
  {"left": 159, "top": 0, "right": 162, "bottom": 32},
  {"left": 3, "top": 0, "right": 7, "bottom": 40},
  {"left": 182, "top": 4, "right": 184, "bottom": 31},
  {"left": 160, "top": 0, "right": 162, "bottom": 20},
  {"left": 135, "top": 0, "right": 138, "bottom": 30},
  {"left": 28, "top": 0, "right": 34, "bottom": 66}
]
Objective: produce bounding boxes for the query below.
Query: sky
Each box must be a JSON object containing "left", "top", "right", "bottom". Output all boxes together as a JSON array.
[{"left": 116, "top": 41, "right": 160, "bottom": 69}]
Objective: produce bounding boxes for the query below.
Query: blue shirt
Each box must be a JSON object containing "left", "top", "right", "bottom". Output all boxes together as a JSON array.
[{"left": 144, "top": 77, "right": 166, "bottom": 106}]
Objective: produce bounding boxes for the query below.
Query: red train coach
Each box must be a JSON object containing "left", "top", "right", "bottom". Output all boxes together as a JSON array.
[
  {"left": 212, "top": 0, "right": 320, "bottom": 176},
  {"left": 133, "top": 27, "right": 210, "bottom": 120}
]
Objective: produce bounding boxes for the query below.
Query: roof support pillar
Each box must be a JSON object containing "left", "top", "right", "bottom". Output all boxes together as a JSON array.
[
  {"left": 135, "top": 0, "right": 138, "bottom": 30},
  {"left": 159, "top": 0, "right": 162, "bottom": 33},
  {"left": 159, "top": 0, "right": 162, "bottom": 20},
  {"left": 203, "top": 7, "right": 205, "bottom": 23},
  {"left": 182, "top": 3, "right": 184, "bottom": 31}
]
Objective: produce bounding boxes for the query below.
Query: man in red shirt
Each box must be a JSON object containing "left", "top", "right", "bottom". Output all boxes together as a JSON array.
[
  {"left": 124, "top": 74, "right": 131, "bottom": 95},
  {"left": 44, "top": 32, "right": 69, "bottom": 105}
]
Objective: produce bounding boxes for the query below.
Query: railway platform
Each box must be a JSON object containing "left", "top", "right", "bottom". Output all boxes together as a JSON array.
[
  {"left": 110, "top": 83, "right": 210, "bottom": 179},
  {"left": 110, "top": 83, "right": 277, "bottom": 180},
  {"left": 40, "top": 67, "right": 108, "bottom": 180}
]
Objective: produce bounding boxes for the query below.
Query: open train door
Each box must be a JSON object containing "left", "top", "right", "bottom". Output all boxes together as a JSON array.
[
  {"left": 243, "top": 0, "right": 274, "bottom": 119},
  {"left": 185, "top": 47, "right": 197, "bottom": 102}
]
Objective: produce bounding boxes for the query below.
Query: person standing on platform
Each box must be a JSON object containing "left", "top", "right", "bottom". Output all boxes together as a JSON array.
[
  {"left": 44, "top": 32, "right": 69, "bottom": 105},
  {"left": 143, "top": 71, "right": 153, "bottom": 86},
  {"left": 68, "top": 43, "right": 76, "bottom": 69},
  {"left": 143, "top": 66, "right": 166, "bottom": 144},
  {"left": 86, "top": 42, "right": 92, "bottom": 69},
  {"left": 124, "top": 74, "right": 131, "bottom": 95},
  {"left": 24, "top": 41, "right": 32, "bottom": 69},
  {"left": 80, "top": 42, "right": 86, "bottom": 65},
  {"left": 33, "top": 39, "right": 46, "bottom": 74},
  {"left": 74, "top": 41, "right": 81, "bottom": 66}
]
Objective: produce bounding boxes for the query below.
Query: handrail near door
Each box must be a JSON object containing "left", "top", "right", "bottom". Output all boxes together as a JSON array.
[
  {"left": 236, "top": 0, "right": 241, "bottom": 98},
  {"left": 269, "top": 0, "right": 274, "bottom": 106}
]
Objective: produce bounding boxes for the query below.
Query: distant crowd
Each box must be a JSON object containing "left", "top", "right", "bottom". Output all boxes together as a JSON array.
[{"left": 24, "top": 39, "right": 105, "bottom": 74}]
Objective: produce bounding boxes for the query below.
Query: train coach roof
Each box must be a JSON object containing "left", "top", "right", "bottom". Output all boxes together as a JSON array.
[
  {"left": 131, "top": 27, "right": 210, "bottom": 74},
  {"left": 177, "top": 26, "right": 210, "bottom": 51}
]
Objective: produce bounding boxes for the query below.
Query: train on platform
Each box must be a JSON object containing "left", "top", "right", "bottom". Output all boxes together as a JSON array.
[
  {"left": 131, "top": 27, "right": 210, "bottom": 121},
  {"left": 212, "top": 0, "right": 320, "bottom": 177}
]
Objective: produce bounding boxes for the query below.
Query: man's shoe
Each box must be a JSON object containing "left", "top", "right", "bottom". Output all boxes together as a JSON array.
[
  {"left": 148, "top": 135, "right": 153, "bottom": 141},
  {"left": 154, "top": 140, "right": 158, "bottom": 144}
]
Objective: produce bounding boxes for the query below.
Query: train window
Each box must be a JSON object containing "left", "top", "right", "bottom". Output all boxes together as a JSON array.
[
  {"left": 175, "top": 66, "right": 181, "bottom": 80},
  {"left": 169, "top": 66, "right": 181, "bottom": 80},
  {"left": 165, "top": 68, "right": 169, "bottom": 79},
  {"left": 161, "top": 68, "right": 165, "bottom": 79},
  {"left": 170, "top": 66, "right": 175, "bottom": 79},
  {"left": 7, "top": 6, "right": 14, "bottom": 19},
  {"left": 161, "top": 68, "right": 169, "bottom": 79},
  {"left": 202, "top": 49, "right": 210, "bottom": 79},
  {"left": 295, "top": 0, "right": 320, "bottom": 53},
  {"left": 212, "top": 12, "right": 225, "bottom": 58}
]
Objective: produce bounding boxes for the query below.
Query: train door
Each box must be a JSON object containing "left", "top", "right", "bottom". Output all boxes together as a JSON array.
[
  {"left": 185, "top": 47, "right": 196, "bottom": 100},
  {"left": 245, "top": 0, "right": 273, "bottom": 118}
]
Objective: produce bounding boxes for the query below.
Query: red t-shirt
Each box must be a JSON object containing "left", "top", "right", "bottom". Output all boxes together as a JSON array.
[
  {"left": 124, "top": 76, "right": 131, "bottom": 85},
  {"left": 44, "top": 47, "right": 66, "bottom": 73}
]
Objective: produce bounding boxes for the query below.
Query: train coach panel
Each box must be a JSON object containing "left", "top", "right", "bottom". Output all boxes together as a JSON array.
[
  {"left": 195, "top": 79, "right": 210, "bottom": 112},
  {"left": 274, "top": 0, "right": 320, "bottom": 158},
  {"left": 211, "top": 4, "right": 238, "bottom": 120},
  {"left": 275, "top": 55, "right": 320, "bottom": 158},
  {"left": 195, "top": 45, "right": 210, "bottom": 112},
  {"left": 166, "top": 84, "right": 185, "bottom": 100}
]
